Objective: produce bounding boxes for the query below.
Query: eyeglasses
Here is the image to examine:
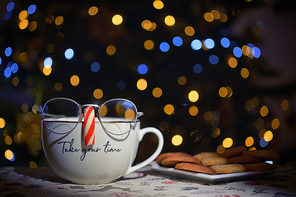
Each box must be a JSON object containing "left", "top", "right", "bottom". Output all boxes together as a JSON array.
[{"left": 38, "top": 97, "right": 143, "bottom": 136}]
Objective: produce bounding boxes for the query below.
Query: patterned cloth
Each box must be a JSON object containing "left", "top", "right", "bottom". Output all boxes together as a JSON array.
[{"left": 0, "top": 166, "right": 296, "bottom": 197}]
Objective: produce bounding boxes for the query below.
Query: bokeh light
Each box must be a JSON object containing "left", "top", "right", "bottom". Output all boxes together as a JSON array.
[
  {"left": 245, "top": 136, "right": 254, "bottom": 147},
  {"left": 144, "top": 40, "right": 154, "bottom": 50},
  {"left": 164, "top": 104, "right": 174, "bottom": 115},
  {"left": 90, "top": 62, "right": 100, "bottom": 72},
  {"left": 172, "top": 36, "right": 183, "bottom": 47},
  {"left": 260, "top": 105, "right": 269, "bottom": 117},
  {"left": 159, "top": 42, "right": 170, "bottom": 52},
  {"left": 153, "top": 0, "right": 164, "bottom": 9},
  {"left": 189, "top": 106, "right": 198, "bottom": 116},
  {"left": 0, "top": 118, "right": 5, "bottom": 128},
  {"left": 27, "top": 4, "right": 36, "bottom": 15},
  {"left": 241, "top": 68, "right": 249, "bottom": 78},
  {"left": 184, "top": 26, "right": 195, "bottom": 36},
  {"left": 64, "top": 48, "right": 74, "bottom": 60},
  {"left": 188, "top": 90, "right": 199, "bottom": 102},
  {"left": 164, "top": 15, "right": 175, "bottom": 26},
  {"left": 221, "top": 37, "right": 230, "bottom": 48},
  {"left": 209, "top": 55, "right": 219, "bottom": 65},
  {"left": 172, "top": 135, "right": 183, "bottom": 146},
  {"left": 55, "top": 16, "right": 64, "bottom": 26},
  {"left": 116, "top": 80, "right": 126, "bottom": 90},
  {"left": 88, "top": 6, "right": 98, "bottom": 16},
  {"left": 106, "top": 45, "right": 116, "bottom": 56},
  {"left": 271, "top": 118, "right": 280, "bottom": 129},
  {"left": 193, "top": 64, "right": 202, "bottom": 74},
  {"left": 112, "top": 14, "right": 123, "bottom": 25},
  {"left": 222, "top": 137, "right": 233, "bottom": 148},
  {"left": 264, "top": 130, "right": 273, "bottom": 142},
  {"left": 228, "top": 57, "right": 238, "bottom": 68},
  {"left": 5, "top": 149, "right": 15, "bottom": 161},
  {"left": 178, "top": 76, "right": 187, "bottom": 85},
  {"left": 93, "top": 89, "right": 103, "bottom": 99},
  {"left": 136, "top": 78, "right": 147, "bottom": 91},
  {"left": 70, "top": 75, "right": 80, "bottom": 86},
  {"left": 281, "top": 100, "right": 289, "bottom": 111},
  {"left": 152, "top": 87, "right": 162, "bottom": 98},
  {"left": 204, "top": 38, "right": 215, "bottom": 49},
  {"left": 138, "top": 64, "right": 148, "bottom": 75},
  {"left": 191, "top": 39, "right": 202, "bottom": 50}
]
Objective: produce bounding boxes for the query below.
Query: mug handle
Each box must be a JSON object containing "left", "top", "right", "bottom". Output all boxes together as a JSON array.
[{"left": 124, "top": 127, "right": 164, "bottom": 175}]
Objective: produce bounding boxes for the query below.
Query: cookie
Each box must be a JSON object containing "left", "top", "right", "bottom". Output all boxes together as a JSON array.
[
  {"left": 210, "top": 164, "right": 245, "bottom": 174},
  {"left": 227, "top": 156, "right": 260, "bottom": 164},
  {"left": 161, "top": 156, "right": 201, "bottom": 167},
  {"left": 194, "top": 152, "right": 219, "bottom": 161},
  {"left": 155, "top": 152, "right": 191, "bottom": 164},
  {"left": 219, "top": 146, "right": 247, "bottom": 158},
  {"left": 242, "top": 150, "right": 279, "bottom": 162},
  {"left": 243, "top": 163, "right": 276, "bottom": 171},
  {"left": 175, "top": 162, "right": 217, "bottom": 175},
  {"left": 201, "top": 157, "right": 228, "bottom": 167}
]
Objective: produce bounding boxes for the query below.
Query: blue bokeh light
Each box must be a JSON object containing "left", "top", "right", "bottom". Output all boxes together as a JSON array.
[
  {"left": 204, "top": 38, "right": 215, "bottom": 49},
  {"left": 138, "top": 64, "right": 148, "bottom": 75},
  {"left": 193, "top": 64, "right": 202, "bottom": 74},
  {"left": 0, "top": 57, "right": 2, "bottom": 65},
  {"left": 172, "top": 36, "right": 183, "bottom": 47},
  {"left": 11, "top": 63, "right": 18, "bottom": 73},
  {"left": 221, "top": 28, "right": 230, "bottom": 37},
  {"left": 6, "top": 2, "right": 15, "bottom": 12},
  {"left": 159, "top": 42, "right": 170, "bottom": 52},
  {"left": 233, "top": 47, "right": 242, "bottom": 58},
  {"left": 209, "top": 55, "right": 219, "bottom": 65},
  {"left": 260, "top": 137, "right": 268, "bottom": 147},
  {"left": 90, "top": 62, "right": 100, "bottom": 72},
  {"left": 28, "top": 4, "right": 37, "bottom": 15},
  {"left": 220, "top": 37, "right": 230, "bottom": 48},
  {"left": 4, "top": 67, "right": 11, "bottom": 78},
  {"left": 4, "top": 12, "right": 12, "bottom": 21},
  {"left": 5, "top": 47, "right": 12, "bottom": 57},
  {"left": 191, "top": 39, "right": 202, "bottom": 50},
  {"left": 64, "top": 48, "right": 74, "bottom": 60},
  {"left": 252, "top": 47, "right": 261, "bottom": 58},
  {"left": 43, "top": 57, "right": 53, "bottom": 68},
  {"left": 116, "top": 80, "right": 126, "bottom": 90}
]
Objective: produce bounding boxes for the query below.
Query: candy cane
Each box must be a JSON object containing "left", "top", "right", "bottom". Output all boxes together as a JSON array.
[{"left": 84, "top": 106, "right": 95, "bottom": 146}]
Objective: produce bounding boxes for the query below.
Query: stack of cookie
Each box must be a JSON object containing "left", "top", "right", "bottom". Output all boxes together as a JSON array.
[{"left": 155, "top": 147, "right": 279, "bottom": 175}]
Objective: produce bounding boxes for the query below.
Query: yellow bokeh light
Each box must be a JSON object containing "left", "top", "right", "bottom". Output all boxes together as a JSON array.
[
  {"left": 46, "top": 43, "right": 55, "bottom": 53},
  {"left": 5, "top": 136, "right": 13, "bottom": 145},
  {"left": 259, "top": 128, "right": 266, "bottom": 138},
  {"left": 211, "top": 127, "right": 220, "bottom": 138},
  {"left": 152, "top": 87, "right": 162, "bottom": 98},
  {"left": 88, "top": 6, "right": 98, "bottom": 16},
  {"left": 112, "top": 14, "right": 123, "bottom": 25},
  {"left": 226, "top": 86, "right": 233, "bottom": 98},
  {"left": 255, "top": 118, "right": 264, "bottom": 129},
  {"left": 100, "top": 105, "right": 108, "bottom": 117},
  {"left": 222, "top": 137, "right": 233, "bottom": 148},
  {"left": 125, "top": 109, "right": 136, "bottom": 119},
  {"left": 189, "top": 106, "right": 198, "bottom": 116},
  {"left": 241, "top": 68, "right": 249, "bottom": 78},
  {"left": 30, "top": 161, "right": 38, "bottom": 168},
  {"left": 136, "top": 78, "right": 147, "bottom": 91},
  {"left": 271, "top": 118, "right": 280, "bottom": 129},
  {"left": 188, "top": 90, "right": 199, "bottom": 102},
  {"left": 43, "top": 67, "right": 52, "bottom": 76},
  {"left": 178, "top": 76, "right": 187, "bottom": 85},
  {"left": 54, "top": 82, "right": 63, "bottom": 91},
  {"left": 12, "top": 76, "right": 19, "bottom": 86},
  {"left": 45, "top": 15, "right": 54, "bottom": 24},
  {"left": 219, "top": 87, "right": 228, "bottom": 98},
  {"left": 164, "top": 15, "right": 175, "bottom": 26},
  {"left": 251, "top": 97, "right": 260, "bottom": 107},
  {"left": 153, "top": 0, "right": 164, "bottom": 9},
  {"left": 142, "top": 20, "right": 151, "bottom": 30},
  {"left": 264, "top": 130, "right": 273, "bottom": 142},
  {"left": 93, "top": 88, "right": 103, "bottom": 99},
  {"left": 217, "top": 145, "right": 225, "bottom": 154},
  {"left": 19, "top": 10, "right": 28, "bottom": 20},
  {"left": 281, "top": 100, "right": 289, "bottom": 111},
  {"left": 0, "top": 118, "right": 6, "bottom": 128},
  {"left": 144, "top": 40, "right": 155, "bottom": 50},
  {"left": 219, "top": 12, "right": 228, "bottom": 22},
  {"left": 184, "top": 26, "right": 195, "bottom": 36},
  {"left": 5, "top": 149, "right": 14, "bottom": 161},
  {"left": 211, "top": 10, "right": 220, "bottom": 19},
  {"left": 106, "top": 45, "right": 116, "bottom": 56},
  {"left": 204, "top": 12, "right": 214, "bottom": 22},
  {"left": 164, "top": 104, "right": 174, "bottom": 115},
  {"left": 28, "top": 21, "right": 37, "bottom": 31},
  {"left": 55, "top": 16, "right": 64, "bottom": 26},
  {"left": 21, "top": 103, "right": 29, "bottom": 113},
  {"left": 19, "top": 19, "right": 29, "bottom": 29},
  {"left": 204, "top": 111, "right": 213, "bottom": 121},
  {"left": 172, "top": 135, "right": 183, "bottom": 146},
  {"left": 228, "top": 57, "right": 238, "bottom": 68},
  {"left": 245, "top": 136, "right": 254, "bottom": 147},
  {"left": 260, "top": 105, "right": 269, "bottom": 117},
  {"left": 70, "top": 75, "right": 80, "bottom": 86},
  {"left": 20, "top": 52, "right": 28, "bottom": 63}
]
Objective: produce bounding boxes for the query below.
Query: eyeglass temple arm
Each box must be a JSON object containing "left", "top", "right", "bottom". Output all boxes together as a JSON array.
[
  {"left": 137, "top": 112, "right": 144, "bottom": 118},
  {"left": 37, "top": 111, "right": 66, "bottom": 118}
]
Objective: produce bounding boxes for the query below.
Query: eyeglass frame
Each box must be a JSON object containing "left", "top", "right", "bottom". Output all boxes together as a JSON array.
[{"left": 38, "top": 97, "right": 144, "bottom": 136}]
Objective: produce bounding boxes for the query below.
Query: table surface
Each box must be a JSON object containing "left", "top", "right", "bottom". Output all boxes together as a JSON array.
[{"left": 1, "top": 165, "right": 296, "bottom": 197}]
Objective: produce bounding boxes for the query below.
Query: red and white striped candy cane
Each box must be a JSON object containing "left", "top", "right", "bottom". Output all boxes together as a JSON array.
[{"left": 84, "top": 106, "right": 95, "bottom": 146}]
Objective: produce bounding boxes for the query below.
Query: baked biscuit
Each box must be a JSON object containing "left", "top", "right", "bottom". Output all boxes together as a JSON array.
[
  {"left": 219, "top": 146, "right": 247, "bottom": 158},
  {"left": 175, "top": 162, "right": 217, "bottom": 175},
  {"left": 242, "top": 150, "right": 279, "bottom": 162},
  {"left": 161, "top": 156, "right": 201, "bottom": 167},
  {"left": 227, "top": 155, "right": 260, "bottom": 164},
  {"left": 210, "top": 164, "right": 245, "bottom": 174},
  {"left": 194, "top": 152, "right": 219, "bottom": 161},
  {"left": 243, "top": 163, "right": 276, "bottom": 171},
  {"left": 201, "top": 157, "right": 228, "bottom": 167},
  {"left": 155, "top": 152, "right": 191, "bottom": 164}
]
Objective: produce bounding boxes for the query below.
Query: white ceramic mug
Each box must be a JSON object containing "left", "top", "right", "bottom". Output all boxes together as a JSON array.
[{"left": 41, "top": 118, "right": 164, "bottom": 184}]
